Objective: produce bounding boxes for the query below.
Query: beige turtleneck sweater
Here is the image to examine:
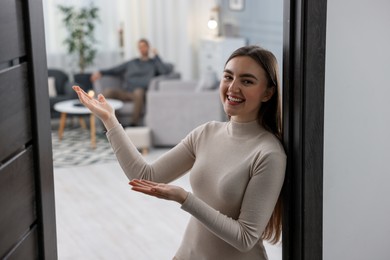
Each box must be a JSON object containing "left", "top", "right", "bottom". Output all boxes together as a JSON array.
[{"left": 106, "top": 120, "right": 286, "bottom": 260}]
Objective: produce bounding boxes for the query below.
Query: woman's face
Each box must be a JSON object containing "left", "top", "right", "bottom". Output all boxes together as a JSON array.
[{"left": 220, "top": 56, "right": 274, "bottom": 123}]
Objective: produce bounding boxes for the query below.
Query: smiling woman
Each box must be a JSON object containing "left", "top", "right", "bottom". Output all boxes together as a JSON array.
[
  {"left": 72, "top": 44, "right": 286, "bottom": 260},
  {"left": 221, "top": 55, "right": 275, "bottom": 123},
  {"left": 0, "top": 0, "right": 332, "bottom": 259},
  {"left": 221, "top": 46, "right": 281, "bottom": 137},
  {"left": 45, "top": 0, "right": 287, "bottom": 259}
]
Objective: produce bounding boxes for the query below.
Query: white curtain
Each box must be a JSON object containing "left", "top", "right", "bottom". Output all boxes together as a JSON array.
[
  {"left": 117, "top": 0, "right": 194, "bottom": 79},
  {"left": 43, "top": 0, "right": 122, "bottom": 77}
]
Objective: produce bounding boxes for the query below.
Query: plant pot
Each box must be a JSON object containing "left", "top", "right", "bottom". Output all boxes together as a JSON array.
[{"left": 74, "top": 73, "right": 93, "bottom": 92}]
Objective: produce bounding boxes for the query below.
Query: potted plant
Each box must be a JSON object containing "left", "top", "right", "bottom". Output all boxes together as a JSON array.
[{"left": 58, "top": 3, "right": 99, "bottom": 90}]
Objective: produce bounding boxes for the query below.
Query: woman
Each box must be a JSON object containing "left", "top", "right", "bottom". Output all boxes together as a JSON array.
[{"left": 73, "top": 45, "right": 286, "bottom": 260}]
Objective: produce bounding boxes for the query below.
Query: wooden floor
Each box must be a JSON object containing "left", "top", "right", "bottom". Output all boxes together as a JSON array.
[{"left": 54, "top": 149, "right": 282, "bottom": 260}]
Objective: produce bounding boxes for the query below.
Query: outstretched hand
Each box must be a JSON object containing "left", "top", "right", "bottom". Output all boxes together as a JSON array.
[
  {"left": 129, "top": 179, "right": 189, "bottom": 204},
  {"left": 73, "top": 86, "right": 114, "bottom": 121}
]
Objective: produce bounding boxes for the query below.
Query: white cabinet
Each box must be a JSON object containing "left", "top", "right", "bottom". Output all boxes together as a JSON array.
[{"left": 199, "top": 37, "right": 246, "bottom": 79}]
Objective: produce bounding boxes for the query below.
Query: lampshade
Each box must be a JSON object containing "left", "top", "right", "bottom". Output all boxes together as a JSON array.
[
  {"left": 208, "top": 5, "right": 220, "bottom": 36},
  {"left": 208, "top": 17, "right": 218, "bottom": 30}
]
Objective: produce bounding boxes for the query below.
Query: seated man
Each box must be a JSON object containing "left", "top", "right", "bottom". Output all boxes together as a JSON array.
[{"left": 90, "top": 38, "right": 171, "bottom": 126}]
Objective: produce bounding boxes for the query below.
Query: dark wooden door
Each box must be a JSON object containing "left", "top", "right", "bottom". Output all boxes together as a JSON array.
[
  {"left": 0, "top": 0, "right": 57, "bottom": 259},
  {"left": 282, "top": 0, "right": 327, "bottom": 259}
]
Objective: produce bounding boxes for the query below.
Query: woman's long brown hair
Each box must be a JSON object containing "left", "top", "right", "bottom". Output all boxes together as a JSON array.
[{"left": 225, "top": 45, "right": 283, "bottom": 244}]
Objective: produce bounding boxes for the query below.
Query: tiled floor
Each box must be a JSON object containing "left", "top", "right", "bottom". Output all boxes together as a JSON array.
[{"left": 54, "top": 149, "right": 282, "bottom": 259}]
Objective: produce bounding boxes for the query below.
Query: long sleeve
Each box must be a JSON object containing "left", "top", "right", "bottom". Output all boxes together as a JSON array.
[
  {"left": 106, "top": 124, "right": 195, "bottom": 183},
  {"left": 107, "top": 120, "right": 287, "bottom": 259},
  {"left": 100, "top": 61, "right": 129, "bottom": 77},
  {"left": 152, "top": 55, "right": 171, "bottom": 75},
  {"left": 172, "top": 121, "right": 286, "bottom": 259},
  {"left": 180, "top": 151, "right": 286, "bottom": 252}
]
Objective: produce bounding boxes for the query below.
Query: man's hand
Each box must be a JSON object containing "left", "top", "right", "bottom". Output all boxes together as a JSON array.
[
  {"left": 129, "top": 179, "right": 189, "bottom": 204},
  {"left": 151, "top": 48, "right": 158, "bottom": 57}
]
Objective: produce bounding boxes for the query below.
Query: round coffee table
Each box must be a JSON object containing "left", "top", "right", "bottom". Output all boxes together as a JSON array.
[{"left": 54, "top": 99, "right": 123, "bottom": 148}]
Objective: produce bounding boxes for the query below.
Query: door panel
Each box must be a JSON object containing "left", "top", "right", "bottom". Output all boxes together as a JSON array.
[
  {"left": 0, "top": 0, "right": 57, "bottom": 258},
  {"left": 0, "top": 64, "right": 32, "bottom": 162},
  {"left": 0, "top": 0, "right": 26, "bottom": 63},
  {"left": 0, "top": 148, "right": 36, "bottom": 256}
]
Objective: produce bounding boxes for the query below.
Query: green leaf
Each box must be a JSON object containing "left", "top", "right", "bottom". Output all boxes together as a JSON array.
[{"left": 58, "top": 4, "right": 100, "bottom": 72}]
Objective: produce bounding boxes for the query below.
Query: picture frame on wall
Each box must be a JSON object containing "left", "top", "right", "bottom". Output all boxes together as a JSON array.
[{"left": 229, "top": 0, "right": 245, "bottom": 11}]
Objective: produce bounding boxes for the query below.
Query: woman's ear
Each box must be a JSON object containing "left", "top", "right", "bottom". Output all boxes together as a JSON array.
[{"left": 262, "top": 86, "right": 275, "bottom": 102}]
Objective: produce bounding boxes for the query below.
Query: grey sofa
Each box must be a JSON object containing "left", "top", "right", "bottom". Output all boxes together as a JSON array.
[
  {"left": 93, "top": 63, "right": 180, "bottom": 125},
  {"left": 145, "top": 80, "right": 226, "bottom": 147},
  {"left": 48, "top": 69, "right": 77, "bottom": 118}
]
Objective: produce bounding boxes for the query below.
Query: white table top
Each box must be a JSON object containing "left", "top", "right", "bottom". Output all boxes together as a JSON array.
[{"left": 54, "top": 99, "right": 123, "bottom": 114}]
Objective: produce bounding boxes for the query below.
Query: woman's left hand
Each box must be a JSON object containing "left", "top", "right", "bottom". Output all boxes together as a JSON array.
[{"left": 129, "top": 179, "right": 189, "bottom": 204}]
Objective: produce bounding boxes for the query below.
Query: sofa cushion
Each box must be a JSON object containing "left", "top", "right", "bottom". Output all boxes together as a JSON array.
[
  {"left": 196, "top": 71, "right": 219, "bottom": 92},
  {"left": 48, "top": 77, "right": 57, "bottom": 97}
]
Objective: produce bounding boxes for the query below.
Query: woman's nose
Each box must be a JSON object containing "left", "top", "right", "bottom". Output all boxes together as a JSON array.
[{"left": 228, "top": 79, "right": 240, "bottom": 92}]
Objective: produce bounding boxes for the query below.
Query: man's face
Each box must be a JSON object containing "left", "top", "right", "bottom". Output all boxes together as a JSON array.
[{"left": 138, "top": 41, "right": 149, "bottom": 57}]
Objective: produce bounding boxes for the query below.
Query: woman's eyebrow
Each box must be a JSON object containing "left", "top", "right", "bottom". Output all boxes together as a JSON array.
[
  {"left": 223, "top": 69, "right": 234, "bottom": 75},
  {"left": 224, "top": 69, "right": 258, "bottom": 80},
  {"left": 239, "top": 73, "right": 258, "bottom": 80}
]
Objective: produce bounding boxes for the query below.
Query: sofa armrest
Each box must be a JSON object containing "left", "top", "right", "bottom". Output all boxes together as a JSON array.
[
  {"left": 93, "top": 75, "right": 123, "bottom": 94},
  {"left": 155, "top": 80, "right": 198, "bottom": 92},
  {"left": 145, "top": 89, "right": 225, "bottom": 146},
  {"left": 148, "top": 72, "right": 181, "bottom": 91}
]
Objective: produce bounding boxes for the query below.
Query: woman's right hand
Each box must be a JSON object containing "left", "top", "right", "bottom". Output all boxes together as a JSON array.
[{"left": 73, "top": 85, "right": 119, "bottom": 130}]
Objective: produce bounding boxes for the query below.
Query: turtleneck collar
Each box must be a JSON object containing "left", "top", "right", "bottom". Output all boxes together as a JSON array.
[{"left": 226, "top": 120, "right": 265, "bottom": 138}]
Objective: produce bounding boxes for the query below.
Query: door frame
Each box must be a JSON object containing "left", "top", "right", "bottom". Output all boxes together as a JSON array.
[
  {"left": 25, "top": 0, "right": 57, "bottom": 258},
  {"left": 282, "top": 0, "right": 327, "bottom": 259}
]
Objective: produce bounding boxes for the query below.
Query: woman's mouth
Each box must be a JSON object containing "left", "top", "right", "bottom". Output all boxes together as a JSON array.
[{"left": 227, "top": 95, "right": 245, "bottom": 104}]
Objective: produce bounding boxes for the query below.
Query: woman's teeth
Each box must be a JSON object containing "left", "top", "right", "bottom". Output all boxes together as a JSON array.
[{"left": 228, "top": 96, "right": 244, "bottom": 103}]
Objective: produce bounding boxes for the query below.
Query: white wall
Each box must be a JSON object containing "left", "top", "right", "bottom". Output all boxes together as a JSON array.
[
  {"left": 323, "top": 0, "right": 390, "bottom": 259},
  {"left": 220, "top": 0, "right": 283, "bottom": 68}
]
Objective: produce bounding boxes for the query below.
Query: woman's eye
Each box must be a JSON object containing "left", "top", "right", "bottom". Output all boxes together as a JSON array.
[
  {"left": 242, "top": 80, "right": 254, "bottom": 85},
  {"left": 223, "top": 75, "right": 233, "bottom": 81}
]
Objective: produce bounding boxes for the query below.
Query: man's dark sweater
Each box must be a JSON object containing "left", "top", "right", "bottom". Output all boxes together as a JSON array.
[{"left": 100, "top": 55, "right": 171, "bottom": 91}]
